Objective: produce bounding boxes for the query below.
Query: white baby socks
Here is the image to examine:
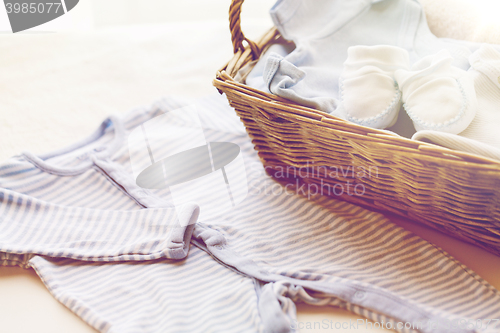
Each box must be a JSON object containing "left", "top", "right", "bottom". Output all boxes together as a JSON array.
[
  {"left": 339, "top": 46, "right": 478, "bottom": 135},
  {"left": 338, "top": 45, "right": 410, "bottom": 129},
  {"left": 395, "top": 50, "right": 477, "bottom": 134}
]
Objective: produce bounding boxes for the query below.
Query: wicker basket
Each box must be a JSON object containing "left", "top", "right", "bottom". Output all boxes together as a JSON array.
[{"left": 213, "top": 0, "right": 500, "bottom": 256}]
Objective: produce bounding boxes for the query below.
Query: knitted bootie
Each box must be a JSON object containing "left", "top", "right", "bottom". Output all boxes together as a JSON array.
[
  {"left": 338, "top": 45, "right": 410, "bottom": 129},
  {"left": 395, "top": 49, "right": 477, "bottom": 134}
]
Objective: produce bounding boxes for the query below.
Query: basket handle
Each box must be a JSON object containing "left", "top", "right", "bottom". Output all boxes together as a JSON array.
[{"left": 229, "top": 0, "right": 261, "bottom": 59}]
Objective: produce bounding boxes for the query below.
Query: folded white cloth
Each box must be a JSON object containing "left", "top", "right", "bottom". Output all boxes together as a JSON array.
[{"left": 412, "top": 130, "right": 500, "bottom": 160}]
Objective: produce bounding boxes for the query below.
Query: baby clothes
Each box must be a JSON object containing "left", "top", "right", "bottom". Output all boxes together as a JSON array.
[
  {"left": 337, "top": 45, "right": 478, "bottom": 133},
  {"left": 0, "top": 97, "right": 280, "bottom": 333},
  {"left": 245, "top": 0, "right": 474, "bottom": 114},
  {"left": 412, "top": 44, "right": 500, "bottom": 160},
  {"left": 337, "top": 45, "right": 410, "bottom": 128},
  {"left": 1, "top": 94, "right": 500, "bottom": 332},
  {"left": 395, "top": 49, "right": 478, "bottom": 134},
  {"left": 199, "top": 175, "right": 500, "bottom": 333}
]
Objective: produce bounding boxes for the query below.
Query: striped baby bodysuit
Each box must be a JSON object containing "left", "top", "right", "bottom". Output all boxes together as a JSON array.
[
  {"left": 1, "top": 94, "right": 500, "bottom": 333},
  {"left": 0, "top": 99, "right": 272, "bottom": 333}
]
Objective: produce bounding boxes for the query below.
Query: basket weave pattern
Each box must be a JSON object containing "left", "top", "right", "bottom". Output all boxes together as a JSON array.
[{"left": 214, "top": 0, "right": 500, "bottom": 256}]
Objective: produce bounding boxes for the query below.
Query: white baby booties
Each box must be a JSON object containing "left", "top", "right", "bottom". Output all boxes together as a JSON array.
[
  {"left": 338, "top": 45, "right": 410, "bottom": 129},
  {"left": 395, "top": 50, "right": 478, "bottom": 134}
]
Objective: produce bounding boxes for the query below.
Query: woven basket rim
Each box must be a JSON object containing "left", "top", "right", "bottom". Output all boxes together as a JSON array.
[{"left": 214, "top": 73, "right": 500, "bottom": 170}]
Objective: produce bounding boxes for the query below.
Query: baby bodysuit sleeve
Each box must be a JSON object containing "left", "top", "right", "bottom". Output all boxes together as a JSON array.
[{"left": 0, "top": 188, "right": 199, "bottom": 261}]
